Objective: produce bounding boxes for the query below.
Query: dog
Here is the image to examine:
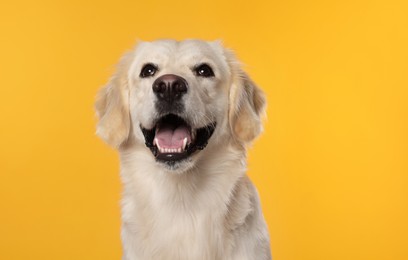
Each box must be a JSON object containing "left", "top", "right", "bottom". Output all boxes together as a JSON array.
[{"left": 95, "top": 39, "right": 271, "bottom": 260}]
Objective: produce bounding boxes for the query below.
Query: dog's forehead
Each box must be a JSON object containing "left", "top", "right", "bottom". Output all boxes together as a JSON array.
[{"left": 134, "top": 40, "right": 223, "bottom": 64}]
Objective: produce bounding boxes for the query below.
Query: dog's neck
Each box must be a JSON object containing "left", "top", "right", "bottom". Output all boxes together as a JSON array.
[{"left": 118, "top": 141, "right": 247, "bottom": 210}]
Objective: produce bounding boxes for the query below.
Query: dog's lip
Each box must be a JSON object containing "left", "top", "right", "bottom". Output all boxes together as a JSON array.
[{"left": 140, "top": 114, "right": 216, "bottom": 164}]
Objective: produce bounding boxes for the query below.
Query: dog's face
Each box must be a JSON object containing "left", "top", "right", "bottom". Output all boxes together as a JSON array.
[
  {"left": 130, "top": 40, "right": 229, "bottom": 169},
  {"left": 96, "top": 40, "right": 265, "bottom": 172}
]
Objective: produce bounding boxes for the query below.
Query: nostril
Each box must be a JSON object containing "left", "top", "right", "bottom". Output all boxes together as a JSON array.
[
  {"left": 153, "top": 81, "right": 167, "bottom": 93},
  {"left": 174, "top": 81, "right": 187, "bottom": 94}
]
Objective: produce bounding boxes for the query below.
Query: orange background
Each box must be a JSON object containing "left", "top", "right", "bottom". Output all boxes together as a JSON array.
[{"left": 1, "top": 0, "right": 407, "bottom": 259}]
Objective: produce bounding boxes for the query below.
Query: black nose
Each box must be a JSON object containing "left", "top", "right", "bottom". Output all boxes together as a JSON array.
[{"left": 152, "top": 74, "right": 188, "bottom": 102}]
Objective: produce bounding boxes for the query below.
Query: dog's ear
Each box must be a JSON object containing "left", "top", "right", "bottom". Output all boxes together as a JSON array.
[
  {"left": 95, "top": 52, "right": 133, "bottom": 148},
  {"left": 227, "top": 52, "right": 266, "bottom": 144}
]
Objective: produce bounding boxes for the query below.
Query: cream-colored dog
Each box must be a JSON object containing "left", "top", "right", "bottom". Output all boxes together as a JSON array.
[{"left": 95, "top": 39, "right": 271, "bottom": 260}]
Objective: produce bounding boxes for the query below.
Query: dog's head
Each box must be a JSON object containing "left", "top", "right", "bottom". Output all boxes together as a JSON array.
[{"left": 95, "top": 40, "right": 266, "bottom": 172}]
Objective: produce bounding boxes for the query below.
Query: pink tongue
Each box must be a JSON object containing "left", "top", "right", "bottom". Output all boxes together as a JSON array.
[{"left": 155, "top": 124, "right": 191, "bottom": 149}]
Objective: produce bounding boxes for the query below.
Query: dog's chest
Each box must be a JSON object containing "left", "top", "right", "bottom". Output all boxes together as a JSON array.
[
  {"left": 122, "top": 195, "right": 230, "bottom": 259},
  {"left": 161, "top": 213, "right": 223, "bottom": 256}
]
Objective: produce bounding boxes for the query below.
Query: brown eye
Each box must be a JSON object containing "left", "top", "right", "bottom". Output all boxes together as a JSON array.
[
  {"left": 195, "top": 64, "right": 214, "bottom": 77},
  {"left": 140, "top": 64, "right": 158, "bottom": 78}
]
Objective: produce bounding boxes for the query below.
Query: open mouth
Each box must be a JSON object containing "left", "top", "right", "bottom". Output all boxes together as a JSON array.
[{"left": 141, "top": 114, "right": 216, "bottom": 164}]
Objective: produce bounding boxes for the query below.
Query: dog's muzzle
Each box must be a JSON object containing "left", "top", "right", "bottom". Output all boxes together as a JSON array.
[{"left": 140, "top": 74, "right": 216, "bottom": 166}]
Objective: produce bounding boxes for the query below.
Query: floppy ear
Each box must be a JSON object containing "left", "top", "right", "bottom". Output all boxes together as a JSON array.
[
  {"left": 229, "top": 67, "right": 266, "bottom": 144},
  {"left": 95, "top": 52, "right": 133, "bottom": 148}
]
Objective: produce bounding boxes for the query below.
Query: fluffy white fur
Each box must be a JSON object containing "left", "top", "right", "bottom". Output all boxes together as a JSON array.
[{"left": 95, "top": 39, "right": 271, "bottom": 260}]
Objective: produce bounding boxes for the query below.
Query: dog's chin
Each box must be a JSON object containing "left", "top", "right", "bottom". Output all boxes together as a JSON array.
[
  {"left": 140, "top": 113, "right": 216, "bottom": 172},
  {"left": 157, "top": 157, "right": 196, "bottom": 173}
]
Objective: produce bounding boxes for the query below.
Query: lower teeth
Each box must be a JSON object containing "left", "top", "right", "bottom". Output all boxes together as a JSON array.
[{"left": 159, "top": 148, "right": 184, "bottom": 154}]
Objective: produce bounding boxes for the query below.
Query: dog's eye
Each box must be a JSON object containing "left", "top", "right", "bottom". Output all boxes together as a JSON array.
[
  {"left": 195, "top": 64, "right": 214, "bottom": 77},
  {"left": 140, "top": 64, "right": 158, "bottom": 78}
]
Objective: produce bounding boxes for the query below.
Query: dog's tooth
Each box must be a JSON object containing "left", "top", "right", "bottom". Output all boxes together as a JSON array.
[
  {"left": 182, "top": 137, "right": 188, "bottom": 150},
  {"left": 177, "top": 148, "right": 181, "bottom": 153}
]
